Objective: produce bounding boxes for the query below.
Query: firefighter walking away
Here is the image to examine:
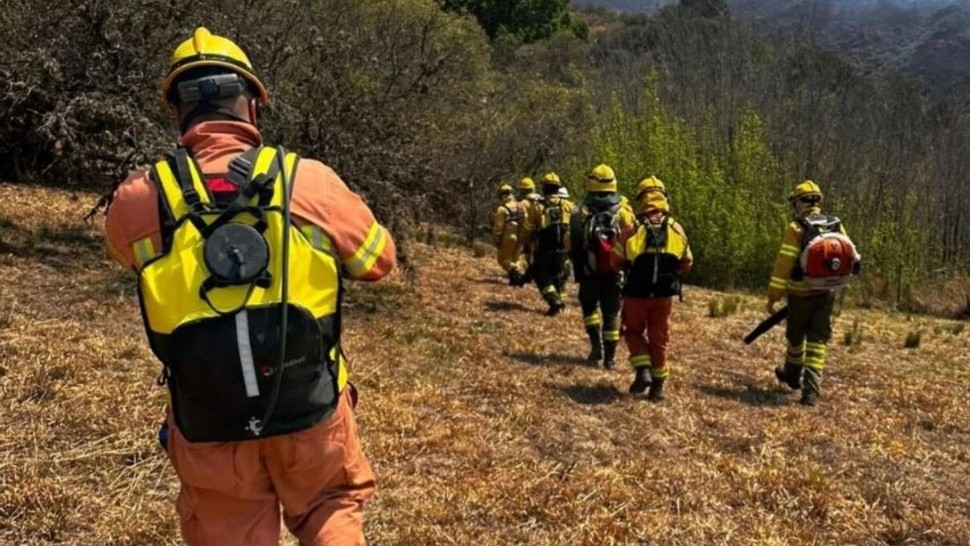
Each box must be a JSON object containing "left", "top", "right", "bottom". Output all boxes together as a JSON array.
[
  {"left": 569, "top": 164, "right": 636, "bottom": 369},
  {"left": 766, "top": 180, "right": 861, "bottom": 406},
  {"left": 614, "top": 177, "right": 692, "bottom": 400}
]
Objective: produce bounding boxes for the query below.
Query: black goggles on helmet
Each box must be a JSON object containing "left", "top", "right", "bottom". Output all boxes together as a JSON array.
[{"left": 176, "top": 73, "right": 250, "bottom": 103}]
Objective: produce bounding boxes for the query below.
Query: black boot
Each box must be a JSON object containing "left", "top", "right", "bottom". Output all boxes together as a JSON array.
[
  {"left": 602, "top": 341, "right": 617, "bottom": 370},
  {"left": 774, "top": 362, "right": 803, "bottom": 391},
  {"left": 542, "top": 288, "right": 565, "bottom": 316},
  {"left": 801, "top": 367, "right": 822, "bottom": 406},
  {"left": 586, "top": 327, "right": 603, "bottom": 365},
  {"left": 647, "top": 378, "right": 665, "bottom": 401},
  {"left": 628, "top": 367, "right": 650, "bottom": 394},
  {"left": 545, "top": 303, "right": 565, "bottom": 317}
]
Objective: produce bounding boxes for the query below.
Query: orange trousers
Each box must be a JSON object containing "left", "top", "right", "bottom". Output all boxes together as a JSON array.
[
  {"left": 621, "top": 296, "right": 673, "bottom": 378},
  {"left": 166, "top": 386, "right": 375, "bottom": 546}
]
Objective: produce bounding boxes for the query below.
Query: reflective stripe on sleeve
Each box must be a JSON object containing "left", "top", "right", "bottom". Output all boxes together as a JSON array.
[
  {"left": 769, "top": 277, "right": 788, "bottom": 290},
  {"left": 779, "top": 244, "right": 800, "bottom": 258},
  {"left": 132, "top": 237, "right": 157, "bottom": 268},
  {"left": 343, "top": 222, "right": 388, "bottom": 277}
]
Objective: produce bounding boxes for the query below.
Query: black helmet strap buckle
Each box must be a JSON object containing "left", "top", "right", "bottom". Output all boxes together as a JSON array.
[{"left": 177, "top": 73, "right": 248, "bottom": 103}]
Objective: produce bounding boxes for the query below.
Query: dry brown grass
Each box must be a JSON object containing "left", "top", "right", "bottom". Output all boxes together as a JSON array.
[{"left": 2, "top": 182, "right": 969, "bottom": 545}]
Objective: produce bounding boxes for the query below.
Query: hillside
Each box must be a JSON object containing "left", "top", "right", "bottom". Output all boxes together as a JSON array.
[
  {"left": 576, "top": 0, "right": 970, "bottom": 98},
  {"left": 1, "top": 183, "right": 969, "bottom": 545}
]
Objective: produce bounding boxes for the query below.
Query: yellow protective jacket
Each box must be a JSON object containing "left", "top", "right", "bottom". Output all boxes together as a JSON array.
[
  {"left": 517, "top": 193, "right": 542, "bottom": 255},
  {"left": 138, "top": 146, "right": 345, "bottom": 442},
  {"left": 523, "top": 195, "right": 574, "bottom": 253},
  {"left": 493, "top": 197, "right": 525, "bottom": 241},
  {"left": 614, "top": 213, "right": 692, "bottom": 298},
  {"left": 767, "top": 207, "right": 849, "bottom": 299}
]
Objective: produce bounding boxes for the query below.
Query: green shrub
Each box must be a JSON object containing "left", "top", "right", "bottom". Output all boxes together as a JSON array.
[
  {"left": 904, "top": 330, "right": 921, "bottom": 349},
  {"left": 708, "top": 296, "right": 740, "bottom": 318},
  {"left": 843, "top": 320, "right": 862, "bottom": 346}
]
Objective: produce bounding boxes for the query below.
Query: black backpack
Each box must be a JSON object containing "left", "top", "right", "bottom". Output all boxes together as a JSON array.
[{"left": 536, "top": 200, "right": 567, "bottom": 252}]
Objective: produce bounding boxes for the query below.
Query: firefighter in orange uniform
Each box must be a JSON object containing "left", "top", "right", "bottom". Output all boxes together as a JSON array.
[
  {"left": 614, "top": 177, "right": 692, "bottom": 400},
  {"left": 104, "top": 28, "right": 393, "bottom": 545}
]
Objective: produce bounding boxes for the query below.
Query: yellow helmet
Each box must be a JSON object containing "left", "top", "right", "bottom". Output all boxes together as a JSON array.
[
  {"left": 540, "top": 172, "right": 562, "bottom": 187},
  {"left": 585, "top": 164, "right": 617, "bottom": 193},
  {"left": 498, "top": 183, "right": 514, "bottom": 195},
  {"left": 635, "top": 176, "right": 666, "bottom": 198},
  {"left": 642, "top": 192, "right": 670, "bottom": 213},
  {"left": 789, "top": 180, "right": 823, "bottom": 204},
  {"left": 162, "top": 27, "right": 269, "bottom": 105},
  {"left": 518, "top": 177, "right": 536, "bottom": 191}
]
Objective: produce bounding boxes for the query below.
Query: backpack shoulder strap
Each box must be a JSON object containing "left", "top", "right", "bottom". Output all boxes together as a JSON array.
[
  {"left": 169, "top": 148, "right": 212, "bottom": 215},
  {"left": 226, "top": 146, "right": 263, "bottom": 190}
]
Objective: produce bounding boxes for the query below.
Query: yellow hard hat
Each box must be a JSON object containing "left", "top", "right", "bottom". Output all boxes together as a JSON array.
[
  {"left": 161, "top": 27, "right": 269, "bottom": 105},
  {"left": 498, "top": 183, "right": 514, "bottom": 195},
  {"left": 789, "top": 180, "right": 823, "bottom": 203},
  {"left": 642, "top": 192, "right": 670, "bottom": 213},
  {"left": 585, "top": 164, "right": 617, "bottom": 193},
  {"left": 635, "top": 176, "right": 667, "bottom": 198},
  {"left": 518, "top": 177, "right": 536, "bottom": 191},
  {"left": 540, "top": 172, "right": 562, "bottom": 187}
]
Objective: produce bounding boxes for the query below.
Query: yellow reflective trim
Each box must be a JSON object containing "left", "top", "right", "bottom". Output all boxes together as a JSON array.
[
  {"left": 805, "top": 342, "right": 828, "bottom": 355},
  {"left": 331, "top": 346, "right": 349, "bottom": 392},
  {"left": 132, "top": 237, "right": 157, "bottom": 268},
  {"left": 779, "top": 248, "right": 799, "bottom": 258},
  {"left": 253, "top": 147, "right": 278, "bottom": 179},
  {"left": 770, "top": 277, "right": 788, "bottom": 288},
  {"left": 185, "top": 155, "right": 211, "bottom": 206},
  {"left": 154, "top": 160, "right": 189, "bottom": 219},
  {"left": 630, "top": 355, "right": 651, "bottom": 368},
  {"left": 300, "top": 225, "right": 333, "bottom": 253},
  {"left": 583, "top": 314, "right": 602, "bottom": 326},
  {"left": 650, "top": 367, "right": 670, "bottom": 380},
  {"left": 343, "top": 222, "right": 388, "bottom": 277},
  {"left": 603, "top": 330, "right": 620, "bottom": 341},
  {"left": 780, "top": 244, "right": 800, "bottom": 254},
  {"left": 542, "top": 285, "right": 558, "bottom": 295}
]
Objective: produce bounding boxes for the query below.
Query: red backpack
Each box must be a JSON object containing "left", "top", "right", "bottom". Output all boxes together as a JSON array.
[
  {"left": 795, "top": 215, "right": 861, "bottom": 289},
  {"left": 582, "top": 204, "right": 621, "bottom": 278}
]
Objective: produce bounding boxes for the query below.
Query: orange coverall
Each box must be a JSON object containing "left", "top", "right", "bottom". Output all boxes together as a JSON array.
[
  {"left": 614, "top": 208, "right": 692, "bottom": 380},
  {"left": 105, "top": 120, "right": 394, "bottom": 546}
]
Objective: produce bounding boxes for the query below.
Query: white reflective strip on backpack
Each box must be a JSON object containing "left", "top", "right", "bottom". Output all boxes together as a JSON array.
[{"left": 235, "top": 311, "right": 260, "bottom": 398}]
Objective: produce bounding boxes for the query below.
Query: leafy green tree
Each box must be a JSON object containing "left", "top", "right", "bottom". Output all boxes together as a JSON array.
[{"left": 441, "top": 0, "right": 587, "bottom": 43}]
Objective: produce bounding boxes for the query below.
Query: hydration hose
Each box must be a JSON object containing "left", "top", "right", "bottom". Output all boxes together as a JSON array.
[{"left": 248, "top": 146, "right": 292, "bottom": 437}]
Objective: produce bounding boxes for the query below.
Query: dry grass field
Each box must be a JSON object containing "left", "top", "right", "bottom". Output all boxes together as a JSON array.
[{"left": 1, "top": 183, "right": 968, "bottom": 545}]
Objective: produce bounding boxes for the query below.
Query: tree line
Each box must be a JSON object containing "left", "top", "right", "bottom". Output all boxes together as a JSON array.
[{"left": 0, "top": 0, "right": 966, "bottom": 313}]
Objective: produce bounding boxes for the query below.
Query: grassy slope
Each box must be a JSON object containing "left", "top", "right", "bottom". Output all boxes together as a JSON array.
[{"left": 1, "top": 183, "right": 968, "bottom": 545}]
